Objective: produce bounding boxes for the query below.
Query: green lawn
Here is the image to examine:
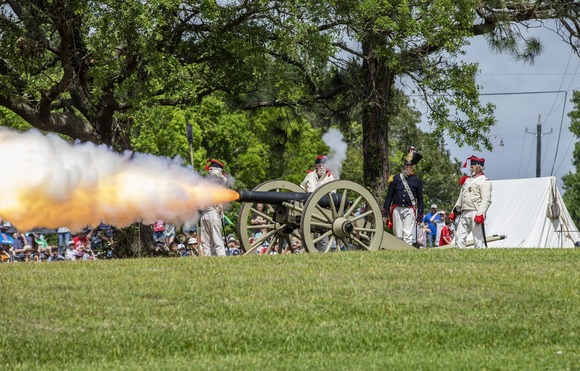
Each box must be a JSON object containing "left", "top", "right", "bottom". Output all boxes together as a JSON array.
[{"left": 1, "top": 249, "right": 579, "bottom": 370}]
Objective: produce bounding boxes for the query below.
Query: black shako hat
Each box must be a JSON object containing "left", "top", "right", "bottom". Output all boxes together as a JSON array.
[{"left": 403, "top": 146, "right": 422, "bottom": 166}]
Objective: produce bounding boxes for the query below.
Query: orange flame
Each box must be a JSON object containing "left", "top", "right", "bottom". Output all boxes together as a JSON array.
[{"left": 0, "top": 128, "right": 240, "bottom": 232}]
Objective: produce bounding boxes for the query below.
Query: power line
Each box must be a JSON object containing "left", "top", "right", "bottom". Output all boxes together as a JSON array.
[
  {"left": 408, "top": 90, "right": 568, "bottom": 98},
  {"left": 480, "top": 73, "right": 580, "bottom": 76},
  {"left": 479, "top": 90, "right": 566, "bottom": 96}
]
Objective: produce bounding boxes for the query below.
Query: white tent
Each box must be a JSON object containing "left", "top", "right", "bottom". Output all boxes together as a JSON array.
[{"left": 483, "top": 177, "right": 580, "bottom": 248}]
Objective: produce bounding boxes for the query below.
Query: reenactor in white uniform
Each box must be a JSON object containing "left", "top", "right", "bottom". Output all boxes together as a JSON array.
[
  {"left": 200, "top": 159, "right": 228, "bottom": 256},
  {"left": 300, "top": 154, "right": 335, "bottom": 192},
  {"left": 300, "top": 154, "right": 335, "bottom": 252},
  {"left": 449, "top": 156, "right": 492, "bottom": 248}
]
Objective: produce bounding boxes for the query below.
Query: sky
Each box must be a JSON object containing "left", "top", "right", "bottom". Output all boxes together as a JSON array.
[{"left": 418, "top": 25, "right": 580, "bottom": 191}]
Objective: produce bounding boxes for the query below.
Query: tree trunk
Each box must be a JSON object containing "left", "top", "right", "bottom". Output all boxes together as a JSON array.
[{"left": 361, "top": 34, "right": 395, "bottom": 199}]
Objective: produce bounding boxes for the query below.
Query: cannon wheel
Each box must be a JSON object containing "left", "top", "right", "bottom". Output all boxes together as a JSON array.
[
  {"left": 301, "top": 180, "right": 383, "bottom": 253},
  {"left": 238, "top": 180, "right": 305, "bottom": 255}
]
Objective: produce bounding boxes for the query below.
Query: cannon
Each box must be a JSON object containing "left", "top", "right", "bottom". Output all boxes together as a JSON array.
[{"left": 236, "top": 179, "right": 412, "bottom": 255}]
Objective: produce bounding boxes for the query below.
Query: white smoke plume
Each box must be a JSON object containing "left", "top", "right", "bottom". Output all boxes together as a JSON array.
[
  {"left": 322, "top": 128, "right": 348, "bottom": 179},
  {"left": 0, "top": 128, "right": 237, "bottom": 232}
]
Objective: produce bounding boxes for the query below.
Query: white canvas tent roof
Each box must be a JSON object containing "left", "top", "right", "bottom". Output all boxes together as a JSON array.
[{"left": 484, "top": 176, "right": 580, "bottom": 248}]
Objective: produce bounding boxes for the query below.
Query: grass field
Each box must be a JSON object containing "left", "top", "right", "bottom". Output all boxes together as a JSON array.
[{"left": 1, "top": 249, "right": 579, "bottom": 370}]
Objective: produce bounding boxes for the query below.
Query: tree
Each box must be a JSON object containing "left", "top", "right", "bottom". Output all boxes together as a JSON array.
[
  {"left": 367, "top": 89, "right": 463, "bottom": 210},
  {"left": 3, "top": 0, "right": 580, "bottom": 199},
  {"left": 562, "top": 91, "right": 580, "bottom": 227},
  {"left": 0, "top": 0, "right": 335, "bottom": 147},
  {"left": 235, "top": 0, "right": 580, "bottom": 196},
  {"left": 128, "top": 97, "right": 329, "bottom": 190}
]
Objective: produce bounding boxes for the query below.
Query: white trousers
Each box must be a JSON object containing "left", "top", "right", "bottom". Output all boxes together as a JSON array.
[
  {"left": 200, "top": 209, "right": 226, "bottom": 256},
  {"left": 392, "top": 206, "right": 416, "bottom": 245},
  {"left": 455, "top": 210, "right": 485, "bottom": 248}
]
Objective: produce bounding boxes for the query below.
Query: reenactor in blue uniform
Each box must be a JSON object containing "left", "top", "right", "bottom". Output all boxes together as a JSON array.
[{"left": 382, "top": 147, "right": 424, "bottom": 245}]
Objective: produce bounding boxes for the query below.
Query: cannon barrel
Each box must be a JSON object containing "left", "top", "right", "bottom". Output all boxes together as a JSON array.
[{"left": 237, "top": 190, "right": 344, "bottom": 208}]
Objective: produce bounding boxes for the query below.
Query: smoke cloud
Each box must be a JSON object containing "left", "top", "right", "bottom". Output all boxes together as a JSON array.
[
  {"left": 0, "top": 128, "right": 237, "bottom": 232},
  {"left": 322, "top": 128, "right": 348, "bottom": 179}
]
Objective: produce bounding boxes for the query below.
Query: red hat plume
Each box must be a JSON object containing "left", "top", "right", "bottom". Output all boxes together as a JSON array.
[
  {"left": 463, "top": 155, "right": 485, "bottom": 168},
  {"left": 314, "top": 154, "right": 328, "bottom": 165},
  {"left": 205, "top": 159, "right": 225, "bottom": 171}
]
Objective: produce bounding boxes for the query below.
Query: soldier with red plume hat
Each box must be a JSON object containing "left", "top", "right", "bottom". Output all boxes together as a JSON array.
[
  {"left": 448, "top": 155, "right": 493, "bottom": 248},
  {"left": 300, "top": 154, "right": 335, "bottom": 192}
]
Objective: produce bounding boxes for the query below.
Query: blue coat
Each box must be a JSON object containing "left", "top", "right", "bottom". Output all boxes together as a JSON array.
[
  {"left": 423, "top": 212, "right": 440, "bottom": 237},
  {"left": 382, "top": 173, "right": 424, "bottom": 221}
]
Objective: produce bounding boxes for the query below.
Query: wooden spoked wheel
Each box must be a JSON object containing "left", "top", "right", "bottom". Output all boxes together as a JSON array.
[
  {"left": 300, "top": 180, "right": 383, "bottom": 253},
  {"left": 237, "top": 180, "right": 305, "bottom": 255}
]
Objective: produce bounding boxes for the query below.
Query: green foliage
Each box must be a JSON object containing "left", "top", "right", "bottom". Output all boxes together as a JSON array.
[
  {"left": 346, "top": 0, "right": 491, "bottom": 128},
  {"left": 340, "top": 121, "right": 365, "bottom": 185},
  {"left": 1, "top": 250, "right": 579, "bottom": 369},
  {"left": 0, "top": 107, "right": 32, "bottom": 131},
  {"left": 387, "top": 91, "right": 462, "bottom": 210},
  {"left": 562, "top": 91, "right": 580, "bottom": 227},
  {"left": 129, "top": 96, "right": 328, "bottom": 191},
  {"left": 422, "top": 62, "right": 497, "bottom": 150}
]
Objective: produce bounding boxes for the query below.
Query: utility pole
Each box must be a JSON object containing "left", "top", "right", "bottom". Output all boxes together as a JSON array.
[{"left": 525, "top": 114, "right": 553, "bottom": 177}]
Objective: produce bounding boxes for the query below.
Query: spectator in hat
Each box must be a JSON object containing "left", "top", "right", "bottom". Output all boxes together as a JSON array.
[
  {"left": 449, "top": 156, "right": 492, "bottom": 248},
  {"left": 186, "top": 227, "right": 199, "bottom": 250},
  {"left": 176, "top": 243, "right": 188, "bottom": 257},
  {"left": 300, "top": 154, "right": 335, "bottom": 192},
  {"left": 11, "top": 244, "right": 32, "bottom": 262},
  {"left": 0, "top": 218, "right": 11, "bottom": 231},
  {"left": 187, "top": 225, "right": 198, "bottom": 239},
  {"left": 382, "top": 147, "right": 424, "bottom": 246},
  {"left": 181, "top": 222, "right": 197, "bottom": 240},
  {"left": 65, "top": 240, "right": 77, "bottom": 260},
  {"left": 187, "top": 237, "right": 199, "bottom": 256},
  {"left": 227, "top": 236, "right": 241, "bottom": 255},
  {"left": 200, "top": 159, "right": 228, "bottom": 256}
]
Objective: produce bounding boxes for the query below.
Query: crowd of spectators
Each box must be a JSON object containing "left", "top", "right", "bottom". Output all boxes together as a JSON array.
[
  {"left": 0, "top": 216, "right": 307, "bottom": 263},
  {"left": 0, "top": 219, "right": 115, "bottom": 263}
]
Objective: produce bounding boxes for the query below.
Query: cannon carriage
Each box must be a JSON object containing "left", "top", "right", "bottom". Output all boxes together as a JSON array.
[{"left": 236, "top": 179, "right": 410, "bottom": 255}]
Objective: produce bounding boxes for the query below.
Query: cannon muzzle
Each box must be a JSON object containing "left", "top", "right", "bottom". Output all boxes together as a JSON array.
[
  {"left": 237, "top": 190, "right": 308, "bottom": 205},
  {"left": 236, "top": 190, "right": 344, "bottom": 208}
]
